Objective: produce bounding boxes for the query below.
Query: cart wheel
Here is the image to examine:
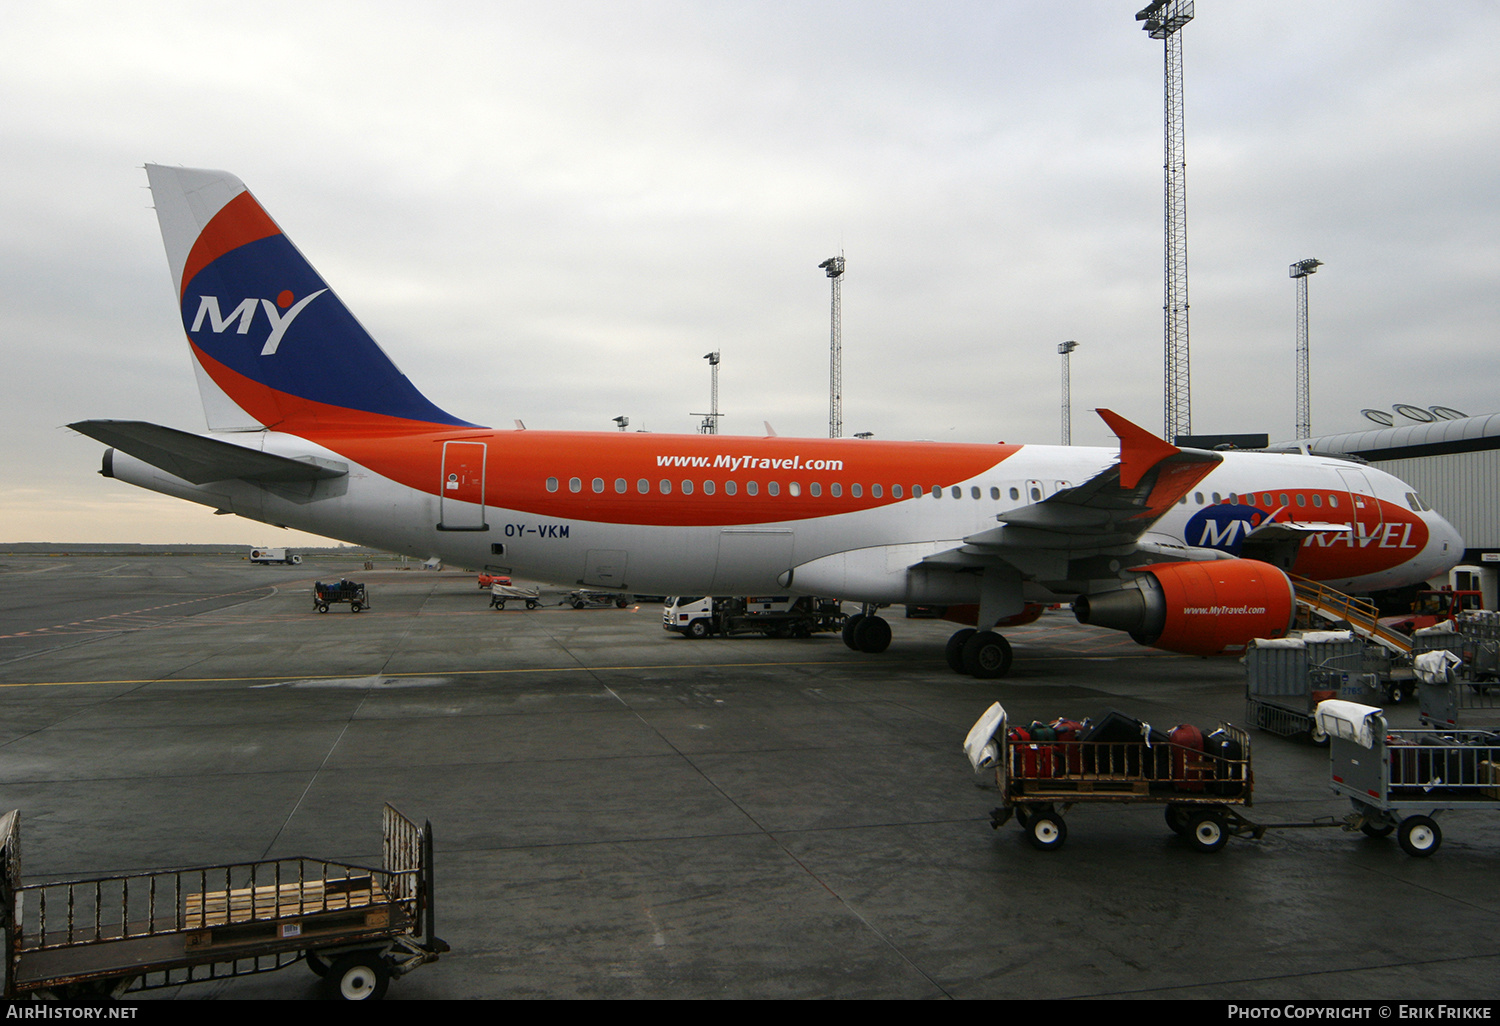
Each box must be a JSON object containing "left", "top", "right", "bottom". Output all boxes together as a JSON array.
[
  {"left": 1014, "top": 805, "right": 1034, "bottom": 829},
  {"left": 1186, "top": 810, "right": 1229, "bottom": 853},
  {"left": 1360, "top": 820, "right": 1395, "bottom": 839},
  {"left": 317, "top": 603, "right": 329, "bottom": 613},
  {"left": 306, "top": 950, "right": 330, "bottom": 977},
  {"left": 1385, "top": 682, "right": 1404, "bottom": 705},
  {"left": 323, "top": 952, "right": 390, "bottom": 1001},
  {"left": 1398, "top": 815, "right": 1442, "bottom": 857},
  {"left": 1026, "top": 809, "right": 1067, "bottom": 851},
  {"left": 1308, "top": 721, "right": 1330, "bottom": 747},
  {"left": 526, "top": 599, "right": 539, "bottom": 610},
  {"left": 1165, "top": 805, "right": 1192, "bottom": 836},
  {"left": 616, "top": 598, "right": 629, "bottom": 608},
  {"left": 493, "top": 599, "right": 505, "bottom": 610},
  {"left": 351, "top": 601, "right": 362, "bottom": 613},
  {"left": 572, "top": 598, "right": 585, "bottom": 609}
]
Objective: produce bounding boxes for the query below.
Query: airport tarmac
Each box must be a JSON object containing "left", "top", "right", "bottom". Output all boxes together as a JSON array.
[{"left": 2, "top": 553, "right": 1498, "bottom": 1001}]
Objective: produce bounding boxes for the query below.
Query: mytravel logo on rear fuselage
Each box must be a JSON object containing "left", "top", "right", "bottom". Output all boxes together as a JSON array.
[{"left": 188, "top": 288, "right": 328, "bottom": 356}]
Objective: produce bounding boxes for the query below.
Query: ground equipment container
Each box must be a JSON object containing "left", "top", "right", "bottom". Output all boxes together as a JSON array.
[{"left": 1317, "top": 700, "right": 1500, "bottom": 857}]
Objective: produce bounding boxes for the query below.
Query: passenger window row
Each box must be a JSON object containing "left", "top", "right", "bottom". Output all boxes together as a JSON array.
[{"left": 541, "top": 478, "right": 1046, "bottom": 501}]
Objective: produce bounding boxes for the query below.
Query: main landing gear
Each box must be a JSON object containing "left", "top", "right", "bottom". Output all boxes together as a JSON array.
[
  {"left": 842, "top": 609, "right": 892, "bottom": 653},
  {"left": 944, "top": 628, "right": 1013, "bottom": 679},
  {"left": 841, "top": 608, "right": 1014, "bottom": 678}
]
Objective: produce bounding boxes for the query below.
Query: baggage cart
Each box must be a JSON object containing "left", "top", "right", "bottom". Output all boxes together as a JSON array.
[
  {"left": 313, "top": 579, "right": 368, "bottom": 613},
  {"left": 563, "top": 589, "right": 630, "bottom": 609},
  {"left": 489, "top": 582, "right": 541, "bottom": 610},
  {"left": 0, "top": 805, "right": 447, "bottom": 1000},
  {"left": 1243, "top": 633, "right": 1387, "bottom": 743},
  {"left": 963, "top": 704, "right": 1259, "bottom": 853},
  {"left": 1317, "top": 700, "right": 1500, "bottom": 857},
  {"left": 1415, "top": 635, "right": 1500, "bottom": 729}
]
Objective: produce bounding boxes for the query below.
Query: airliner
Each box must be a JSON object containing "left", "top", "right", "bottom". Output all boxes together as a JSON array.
[{"left": 71, "top": 166, "right": 1463, "bottom": 678}]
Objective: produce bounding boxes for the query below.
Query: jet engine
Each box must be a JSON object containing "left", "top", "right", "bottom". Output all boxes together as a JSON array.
[{"left": 1072, "top": 559, "right": 1297, "bottom": 657}]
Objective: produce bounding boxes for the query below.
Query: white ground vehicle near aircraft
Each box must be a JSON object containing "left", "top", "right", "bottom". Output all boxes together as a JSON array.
[{"left": 72, "top": 166, "right": 1463, "bottom": 677}]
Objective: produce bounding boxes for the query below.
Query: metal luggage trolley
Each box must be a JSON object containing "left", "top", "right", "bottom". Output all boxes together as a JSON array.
[
  {"left": 489, "top": 582, "right": 541, "bottom": 610},
  {"left": 1317, "top": 700, "right": 1500, "bottom": 857},
  {"left": 0, "top": 804, "right": 447, "bottom": 1000},
  {"left": 1415, "top": 622, "right": 1500, "bottom": 730},
  {"left": 1243, "top": 633, "right": 1386, "bottom": 743},
  {"left": 964, "top": 704, "right": 1259, "bottom": 853},
  {"left": 313, "top": 579, "right": 368, "bottom": 613}
]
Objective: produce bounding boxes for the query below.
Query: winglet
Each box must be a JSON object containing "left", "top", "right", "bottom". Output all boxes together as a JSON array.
[{"left": 1096, "top": 409, "right": 1180, "bottom": 489}]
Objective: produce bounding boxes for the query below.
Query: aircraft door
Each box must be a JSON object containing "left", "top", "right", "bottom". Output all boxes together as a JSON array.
[
  {"left": 439, "top": 440, "right": 488, "bottom": 531},
  {"left": 1336, "top": 468, "right": 1383, "bottom": 543}
]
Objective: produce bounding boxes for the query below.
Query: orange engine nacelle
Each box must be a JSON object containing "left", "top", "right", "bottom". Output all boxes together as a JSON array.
[{"left": 1072, "top": 559, "right": 1297, "bottom": 657}]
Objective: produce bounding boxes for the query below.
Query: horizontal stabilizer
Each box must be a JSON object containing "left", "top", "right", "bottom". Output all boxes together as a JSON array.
[{"left": 69, "top": 420, "right": 347, "bottom": 485}]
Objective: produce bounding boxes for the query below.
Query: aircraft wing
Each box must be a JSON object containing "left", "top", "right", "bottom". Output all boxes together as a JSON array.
[
  {"left": 961, "top": 409, "right": 1221, "bottom": 558},
  {"left": 70, "top": 420, "right": 347, "bottom": 485}
]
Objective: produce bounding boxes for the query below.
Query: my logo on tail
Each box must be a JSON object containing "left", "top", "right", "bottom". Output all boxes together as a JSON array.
[{"left": 189, "top": 289, "right": 329, "bottom": 356}]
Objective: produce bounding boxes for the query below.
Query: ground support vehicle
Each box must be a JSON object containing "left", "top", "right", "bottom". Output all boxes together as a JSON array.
[
  {"left": 489, "top": 583, "right": 541, "bottom": 610},
  {"left": 963, "top": 704, "right": 1260, "bottom": 853},
  {"left": 662, "top": 595, "right": 845, "bottom": 639},
  {"left": 249, "top": 547, "right": 300, "bottom": 565},
  {"left": 565, "top": 589, "right": 631, "bottom": 609},
  {"left": 1243, "top": 632, "right": 1388, "bottom": 743},
  {"left": 1380, "top": 589, "right": 1485, "bottom": 635},
  {"left": 314, "top": 580, "right": 368, "bottom": 613},
  {"left": 1318, "top": 700, "right": 1500, "bottom": 857},
  {"left": 0, "top": 805, "right": 446, "bottom": 1000}
]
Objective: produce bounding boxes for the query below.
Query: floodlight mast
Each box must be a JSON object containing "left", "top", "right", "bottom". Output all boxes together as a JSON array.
[
  {"left": 819, "top": 254, "right": 846, "bottom": 439},
  {"left": 694, "top": 351, "right": 721, "bottom": 434},
  {"left": 1290, "top": 258, "right": 1323, "bottom": 439},
  {"left": 1058, "top": 340, "right": 1079, "bottom": 445},
  {"left": 1137, "top": 0, "right": 1194, "bottom": 443}
]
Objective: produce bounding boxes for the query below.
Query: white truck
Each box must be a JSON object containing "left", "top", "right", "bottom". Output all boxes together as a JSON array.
[
  {"left": 249, "top": 547, "right": 301, "bottom": 565},
  {"left": 662, "top": 595, "right": 845, "bottom": 639}
]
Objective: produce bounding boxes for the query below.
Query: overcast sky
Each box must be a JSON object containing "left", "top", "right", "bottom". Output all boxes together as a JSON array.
[{"left": 4, "top": 1, "right": 1498, "bottom": 544}]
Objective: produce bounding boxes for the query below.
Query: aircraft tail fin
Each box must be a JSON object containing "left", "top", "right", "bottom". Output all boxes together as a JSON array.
[{"left": 145, "top": 165, "right": 476, "bottom": 435}]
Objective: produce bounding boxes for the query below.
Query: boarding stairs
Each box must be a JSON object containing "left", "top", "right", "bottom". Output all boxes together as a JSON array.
[{"left": 1291, "top": 575, "right": 1413, "bottom": 656}]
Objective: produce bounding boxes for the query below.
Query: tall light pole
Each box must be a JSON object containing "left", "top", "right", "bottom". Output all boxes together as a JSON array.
[
  {"left": 1137, "top": 0, "right": 1194, "bottom": 443},
  {"left": 1290, "top": 258, "right": 1323, "bottom": 440},
  {"left": 694, "top": 351, "right": 721, "bottom": 434},
  {"left": 1058, "top": 340, "right": 1079, "bottom": 445},
  {"left": 819, "top": 254, "right": 845, "bottom": 439}
]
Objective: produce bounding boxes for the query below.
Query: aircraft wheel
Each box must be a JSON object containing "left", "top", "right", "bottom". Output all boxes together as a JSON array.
[
  {"left": 1398, "top": 815, "right": 1441, "bottom": 857},
  {"left": 945, "top": 629, "right": 976, "bottom": 673},
  {"left": 841, "top": 613, "right": 865, "bottom": 650},
  {"left": 962, "top": 631, "right": 1012, "bottom": 678},
  {"left": 853, "top": 615, "right": 891, "bottom": 653},
  {"left": 323, "top": 952, "right": 390, "bottom": 1001}
]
